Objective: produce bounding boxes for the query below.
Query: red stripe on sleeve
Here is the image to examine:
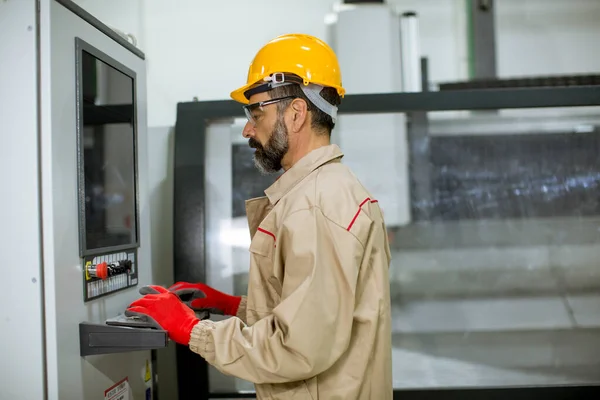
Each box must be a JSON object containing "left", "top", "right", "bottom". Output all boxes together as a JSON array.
[{"left": 347, "top": 197, "right": 377, "bottom": 231}]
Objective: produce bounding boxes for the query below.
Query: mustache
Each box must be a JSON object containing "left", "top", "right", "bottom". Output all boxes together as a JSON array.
[{"left": 249, "top": 138, "right": 262, "bottom": 150}]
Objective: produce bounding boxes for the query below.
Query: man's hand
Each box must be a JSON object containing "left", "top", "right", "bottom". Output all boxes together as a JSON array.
[
  {"left": 126, "top": 285, "right": 201, "bottom": 345},
  {"left": 167, "top": 282, "right": 242, "bottom": 316}
]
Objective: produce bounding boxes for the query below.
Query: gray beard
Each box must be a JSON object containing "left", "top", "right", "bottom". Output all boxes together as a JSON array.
[{"left": 252, "top": 117, "right": 289, "bottom": 175}]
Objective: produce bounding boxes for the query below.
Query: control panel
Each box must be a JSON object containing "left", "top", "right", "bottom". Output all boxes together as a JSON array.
[
  {"left": 76, "top": 38, "right": 141, "bottom": 303},
  {"left": 83, "top": 250, "right": 138, "bottom": 301}
]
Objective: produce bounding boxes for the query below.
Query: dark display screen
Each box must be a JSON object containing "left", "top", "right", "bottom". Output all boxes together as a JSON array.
[{"left": 78, "top": 48, "right": 138, "bottom": 254}]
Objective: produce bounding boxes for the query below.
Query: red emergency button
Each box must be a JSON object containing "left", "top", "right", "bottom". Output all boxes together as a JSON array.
[{"left": 96, "top": 262, "right": 108, "bottom": 280}]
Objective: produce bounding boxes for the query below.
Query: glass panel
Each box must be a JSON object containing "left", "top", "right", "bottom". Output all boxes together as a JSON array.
[
  {"left": 203, "top": 106, "right": 600, "bottom": 394},
  {"left": 385, "top": 106, "right": 600, "bottom": 389}
]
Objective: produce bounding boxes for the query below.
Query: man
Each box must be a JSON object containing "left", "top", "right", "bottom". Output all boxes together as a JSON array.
[{"left": 127, "top": 33, "right": 393, "bottom": 399}]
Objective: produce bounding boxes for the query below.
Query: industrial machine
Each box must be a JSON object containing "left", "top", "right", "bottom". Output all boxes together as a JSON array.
[
  {"left": 171, "top": 4, "right": 600, "bottom": 398},
  {"left": 173, "top": 80, "right": 600, "bottom": 400},
  {"left": 1, "top": 1, "right": 170, "bottom": 399}
]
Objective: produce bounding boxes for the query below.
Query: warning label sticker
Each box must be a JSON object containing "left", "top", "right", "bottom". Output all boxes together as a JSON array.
[
  {"left": 105, "top": 377, "right": 130, "bottom": 400},
  {"left": 144, "top": 360, "right": 151, "bottom": 382}
]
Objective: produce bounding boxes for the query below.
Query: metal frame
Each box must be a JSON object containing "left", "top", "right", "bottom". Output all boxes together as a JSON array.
[
  {"left": 177, "top": 86, "right": 600, "bottom": 117},
  {"left": 174, "top": 85, "right": 600, "bottom": 400},
  {"left": 203, "top": 386, "right": 600, "bottom": 399},
  {"left": 75, "top": 36, "right": 141, "bottom": 258},
  {"left": 56, "top": 0, "right": 145, "bottom": 60}
]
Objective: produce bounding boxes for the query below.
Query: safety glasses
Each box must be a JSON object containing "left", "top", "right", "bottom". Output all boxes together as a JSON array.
[{"left": 243, "top": 95, "right": 296, "bottom": 125}]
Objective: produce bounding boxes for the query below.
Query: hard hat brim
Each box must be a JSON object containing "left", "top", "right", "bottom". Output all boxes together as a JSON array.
[{"left": 230, "top": 83, "right": 253, "bottom": 104}]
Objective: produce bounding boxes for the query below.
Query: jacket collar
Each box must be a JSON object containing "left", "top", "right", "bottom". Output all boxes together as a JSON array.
[{"left": 264, "top": 144, "right": 344, "bottom": 205}]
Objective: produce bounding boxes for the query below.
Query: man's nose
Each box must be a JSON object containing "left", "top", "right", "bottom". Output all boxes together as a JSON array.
[{"left": 242, "top": 121, "right": 255, "bottom": 139}]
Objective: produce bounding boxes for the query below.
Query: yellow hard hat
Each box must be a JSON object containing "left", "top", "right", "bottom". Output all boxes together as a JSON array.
[{"left": 230, "top": 33, "right": 345, "bottom": 104}]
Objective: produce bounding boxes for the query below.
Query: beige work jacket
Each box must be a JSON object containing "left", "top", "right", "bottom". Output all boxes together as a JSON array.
[{"left": 189, "top": 144, "right": 393, "bottom": 399}]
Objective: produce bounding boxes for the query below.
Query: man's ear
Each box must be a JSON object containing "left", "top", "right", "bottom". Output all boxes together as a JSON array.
[{"left": 290, "top": 98, "right": 308, "bottom": 132}]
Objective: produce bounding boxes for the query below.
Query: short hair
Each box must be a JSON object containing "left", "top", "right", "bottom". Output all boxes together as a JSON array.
[{"left": 269, "top": 84, "right": 341, "bottom": 136}]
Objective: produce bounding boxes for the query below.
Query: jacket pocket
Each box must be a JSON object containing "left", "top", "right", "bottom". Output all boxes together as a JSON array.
[
  {"left": 248, "top": 225, "right": 279, "bottom": 310},
  {"left": 250, "top": 225, "right": 276, "bottom": 257}
]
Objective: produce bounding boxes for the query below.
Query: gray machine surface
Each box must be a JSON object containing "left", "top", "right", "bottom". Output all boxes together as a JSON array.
[
  {"left": 0, "top": 2, "right": 46, "bottom": 399},
  {"left": 0, "top": 1, "right": 168, "bottom": 399}
]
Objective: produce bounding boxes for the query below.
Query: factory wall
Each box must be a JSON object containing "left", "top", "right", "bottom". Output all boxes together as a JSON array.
[
  {"left": 71, "top": 0, "right": 600, "bottom": 392},
  {"left": 73, "top": 0, "right": 600, "bottom": 126}
]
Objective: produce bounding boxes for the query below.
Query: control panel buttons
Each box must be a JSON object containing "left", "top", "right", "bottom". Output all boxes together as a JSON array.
[{"left": 87, "top": 260, "right": 133, "bottom": 280}]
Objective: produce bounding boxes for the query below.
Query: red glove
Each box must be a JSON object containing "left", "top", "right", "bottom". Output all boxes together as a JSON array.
[
  {"left": 168, "top": 282, "right": 241, "bottom": 316},
  {"left": 126, "top": 285, "right": 200, "bottom": 345}
]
